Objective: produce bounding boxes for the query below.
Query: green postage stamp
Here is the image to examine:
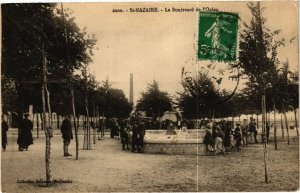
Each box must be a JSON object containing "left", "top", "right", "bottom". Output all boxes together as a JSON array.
[{"left": 198, "top": 11, "right": 239, "bottom": 62}]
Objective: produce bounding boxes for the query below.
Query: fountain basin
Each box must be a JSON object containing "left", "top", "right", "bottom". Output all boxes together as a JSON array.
[{"left": 143, "top": 129, "right": 206, "bottom": 155}]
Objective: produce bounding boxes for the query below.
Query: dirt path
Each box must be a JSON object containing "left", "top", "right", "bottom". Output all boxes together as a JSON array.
[{"left": 1, "top": 129, "right": 299, "bottom": 192}]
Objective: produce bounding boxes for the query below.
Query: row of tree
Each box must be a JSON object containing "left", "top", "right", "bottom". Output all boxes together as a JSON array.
[
  {"left": 1, "top": 3, "right": 132, "bottom": 121},
  {"left": 2, "top": 3, "right": 298, "bottom": 128},
  {"left": 1, "top": 3, "right": 134, "bottom": 183},
  {"left": 136, "top": 4, "right": 298, "bottom": 123},
  {"left": 177, "top": 2, "right": 298, "bottom": 122}
]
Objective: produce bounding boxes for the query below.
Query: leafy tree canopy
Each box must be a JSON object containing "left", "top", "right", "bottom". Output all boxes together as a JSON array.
[
  {"left": 1, "top": 3, "right": 96, "bottom": 114},
  {"left": 136, "top": 80, "right": 172, "bottom": 120}
]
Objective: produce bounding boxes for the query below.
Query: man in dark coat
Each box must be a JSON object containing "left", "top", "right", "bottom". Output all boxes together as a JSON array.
[
  {"left": 120, "top": 120, "right": 130, "bottom": 150},
  {"left": 131, "top": 119, "right": 146, "bottom": 153},
  {"left": 60, "top": 116, "right": 73, "bottom": 156},
  {"left": 2, "top": 116, "right": 9, "bottom": 151},
  {"left": 17, "top": 113, "right": 33, "bottom": 151},
  {"left": 249, "top": 117, "right": 258, "bottom": 143},
  {"left": 131, "top": 121, "right": 139, "bottom": 152},
  {"left": 136, "top": 121, "right": 145, "bottom": 153}
]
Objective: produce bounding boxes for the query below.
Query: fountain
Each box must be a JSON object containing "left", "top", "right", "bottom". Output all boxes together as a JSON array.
[{"left": 143, "top": 128, "right": 206, "bottom": 155}]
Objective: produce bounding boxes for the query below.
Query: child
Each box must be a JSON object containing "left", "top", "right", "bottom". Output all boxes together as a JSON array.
[
  {"left": 203, "top": 127, "right": 213, "bottom": 155},
  {"left": 234, "top": 123, "right": 242, "bottom": 152}
]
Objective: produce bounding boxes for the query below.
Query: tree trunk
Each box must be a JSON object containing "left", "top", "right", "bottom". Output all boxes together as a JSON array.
[
  {"left": 93, "top": 104, "right": 96, "bottom": 144},
  {"left": 83, "top": 116, "right": 87, "bottom": 149},
  {"left": 36, "top": 113, "right": 39, "bottom": 138},
  {"left": 83, "top": 63, "right": 91, "bottom": 150},
  {"left": 57, "top": 114, "right": 60, "bottom": 130},
  {"left": 280, "top": 113, "right": 284, "bottom": 139},
  {"left": 70, "top": 88, "right": 79, "bottom": 160},
  {"left": 265, "top": 112, "right": 267, "bottom": 126},
  {"left": 273, "top": 104, "right": 277, "bottom": 150},
  {"left": 261, "top": 93, "right": 268, "bottom": 183},
  {"left": 282, "top": 106, "right": 290, "bottom": 145},
  {"left": 102, "top": 113, "right": 105, "bottom": 137},
  {"left": 40, "top": 113, "right": 44, "bottom": 130},
  {"left": 45, "top": 84, "right": 52, "bottom": 129},
  {"left": 42, "top": 75, "right": 51, "bottom": 185},
  {"left": 256, "top": 114, "right": 259, "bottom": 131},
  {"left": 294, "top": 108, "right": 299, "bottom": 136},
  {"left": 77, "top": 115, "right": 80, "bottom": 128},
  {"left": 41, "top": 39, "right": 52, "bottom": 185}
]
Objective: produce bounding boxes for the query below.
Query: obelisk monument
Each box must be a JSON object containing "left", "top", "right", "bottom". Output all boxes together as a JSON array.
[{"left": 129, "top": 73, "right": 133, "bottom": 104}]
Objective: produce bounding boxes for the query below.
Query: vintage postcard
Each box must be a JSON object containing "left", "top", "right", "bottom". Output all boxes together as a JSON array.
[{"left": 1, "top": 1, "right": 299, "bottom": 192}]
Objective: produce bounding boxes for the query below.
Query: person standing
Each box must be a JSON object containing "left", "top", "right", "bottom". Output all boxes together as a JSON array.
[
  {"left": 241, "top": 119, "right": 249, "bottom": 146},
  {"left": 2, "top": 116, "right": 9, "bottom": 151},
  {"left": 17, "top": 113, "right": 33, "bottom": 151},
  {"left": 136, "top": 121, "right": 146, "bottom": 153},
  {"left": 131, "top": 120, "right": 139, "bottom": 152},
  {"left": 60, "top": 116, "right": 73, "bottom": 157},
  {"left": 120, "top": 120, "right": 130, "bottom": 150},
  {"left": 224, "top": 122, "right": 233, "bottom": 153},
  {"left": 249, "top": 117, "right": 258, "bottom": 144},
  {"left": 203, "top": 126, "right": 213, "bottom": 155},
  {"left": 234, "top": 123, "right": 242, "bottom": 152}
]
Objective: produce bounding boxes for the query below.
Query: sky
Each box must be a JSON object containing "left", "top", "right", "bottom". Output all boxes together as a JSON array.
[{"left": 64, "top": 1, "right": 298, "bottom": 104}]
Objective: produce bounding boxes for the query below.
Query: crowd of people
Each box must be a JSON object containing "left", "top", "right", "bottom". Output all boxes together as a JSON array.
[
  {"left": 202, "top": 117, "right": 269, "bottom": 156},
  {"left": 1, "top": 113, "right": 34, "bottom": 152},
  {"left": 1, "top": 113, "right": 271, "bottom": 157},
  {"left": 104, "top": 118, "right": 146, "bottom": 153}
]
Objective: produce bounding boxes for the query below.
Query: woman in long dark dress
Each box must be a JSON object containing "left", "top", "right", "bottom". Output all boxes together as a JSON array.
[
  {"left": 2, "top": 116, "right": 9, "bottom": 151},
  {"left": 17, "top": 113, "right": 33, "bottom": 151}
]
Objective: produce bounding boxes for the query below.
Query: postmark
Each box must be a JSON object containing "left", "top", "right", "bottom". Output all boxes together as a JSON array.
[{"left": 198, "top": 11, "right": 239, "bottom": 62}]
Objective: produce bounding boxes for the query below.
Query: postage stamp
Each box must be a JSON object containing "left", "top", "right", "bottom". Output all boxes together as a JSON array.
[{"left": 198, "top": 11, "right": 239, "bottom": 62}]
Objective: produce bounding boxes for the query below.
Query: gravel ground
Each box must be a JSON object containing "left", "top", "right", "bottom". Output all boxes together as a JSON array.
[{"left": 1, "top": 128, "right": 299, "bottom": 192}]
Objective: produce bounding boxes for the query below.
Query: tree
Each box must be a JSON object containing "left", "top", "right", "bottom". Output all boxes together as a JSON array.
[
  {"left": 2, "top": 3, "right": 96, "bottom": 116},
  {"left": 137, "top": 80, "right": 172, "bottom": 121},
  {"left": 289, "top": 71, "right": 299, "bottom": 136},
  {"left": 239, "top": 2, "right": 285, "bottom": 183},
  {"left": 104, "top": 89, "right": 133, "bottom": 118},
  {"left": 177, "top": 71, "right": 221, "bottom": 119},
  {"left": 273, "top": 62, "right": 299, "bottom": 142},
  {"left": 214, "top": 93, "right": 246, "bottom": 120},
  {"left": 2, "top": 3, "right": 96, "bottom": 185},
  {"left": 1, "top": 75, "right": 18, "bottom": 114},
  {"left": 85, "top": 78, "right": 132, "bottom": 119}
]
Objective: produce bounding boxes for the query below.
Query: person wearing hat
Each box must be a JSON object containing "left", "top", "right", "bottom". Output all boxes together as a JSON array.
[
  {"left": 60, "top": 116, "right": 73, "bottom": 156},
  {"left": 249, "top": 117, "right": 258, "bottom": 143},
  {"left": 134, "top": 120, "right": 145, "bottom": 153},
  {"left": 235, "top": 123, "right": 241, "bottom": 132},
  {"left": 234, "top": 123, "right": 242, "bottom": 151},
  {"left": 241, "top": 119, "right": 249, "bottom": 146},
  {"left": 131, "top": 120, "right": 139, "bottom": 152},
  {"left": 17, "top": 113, "right": 33, "bottom": 151},
  {"left": 2, "top": 115, "right": 9, "bottom": 151}
]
